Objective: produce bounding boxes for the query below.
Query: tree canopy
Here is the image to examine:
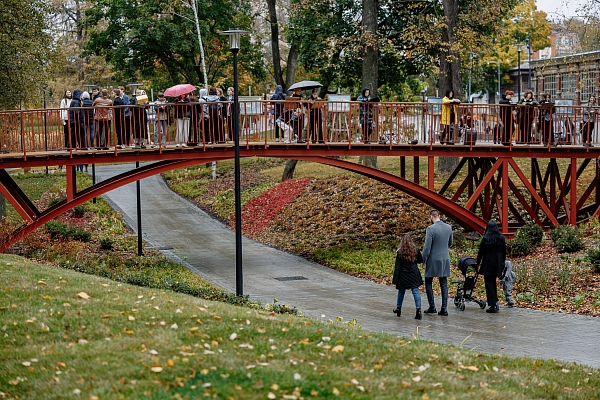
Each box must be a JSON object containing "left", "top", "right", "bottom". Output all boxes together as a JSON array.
[
  {"left": 83, "top": 0, "right": 265, "bottom": 91},
  {"left": 0, "top": 0, "right": 57, "bottom": 110}
]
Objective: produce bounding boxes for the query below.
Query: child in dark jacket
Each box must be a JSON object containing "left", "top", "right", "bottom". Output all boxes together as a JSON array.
[{"left": 392, "top": 233, "right": 424, "bottom": 320}]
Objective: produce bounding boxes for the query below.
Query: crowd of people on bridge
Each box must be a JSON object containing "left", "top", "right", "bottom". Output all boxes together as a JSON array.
[
  {"left": 56, "top": 84, "right": 599, "bottom": 149},
  {"left": 441, "top": 89, "right": 600, "bottom": 147},
  {"left": 392, "top": 210, "right": 514, "bottom": 319},
  {"left": 59, "top": 85, "right": 237, "bottom": 150}
]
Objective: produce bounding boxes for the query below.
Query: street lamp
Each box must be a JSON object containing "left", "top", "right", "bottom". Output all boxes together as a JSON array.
[
  {"left": 487, "top": 60, "right": 501, "bottom": 102},
  {"left": 220, "top": 28, "right": 249, "bottom": 297},
  {"left": 526, "top": 33, "right": 533, "bottom": 91},
  {"left": 468, "top": 52, "right": 477, "bottom": 103},
  {"left": 514, "top": 44, "right": 525, "bottom": 101},
  {"left": 126, "top": 83, "right": 143, "bottom": 97}
]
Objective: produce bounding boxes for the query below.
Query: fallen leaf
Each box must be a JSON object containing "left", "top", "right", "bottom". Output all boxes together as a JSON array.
[
  {"left": 150, "top": 366, "right": 163, "bottom": 373},
  {"left": 331, "top": 345, "right": 344, "bottom": 353},
  {"left": 77, "top": 292, "right": 90, "bottom": 300}
]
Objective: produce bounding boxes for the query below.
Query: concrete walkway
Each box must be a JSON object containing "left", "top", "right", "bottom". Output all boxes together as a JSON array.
[{"left": 97, "top": 164, "right": 600, "bottom": 368}]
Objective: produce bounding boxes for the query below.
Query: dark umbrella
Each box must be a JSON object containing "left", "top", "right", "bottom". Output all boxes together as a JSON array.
[{"left": 288, "top": 80, "right": 323, "bottom": 91}]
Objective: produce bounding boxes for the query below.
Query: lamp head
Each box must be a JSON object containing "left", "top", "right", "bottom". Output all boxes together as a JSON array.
[{"left": 220, "top": 28, "right": 249, "bottom": 51}]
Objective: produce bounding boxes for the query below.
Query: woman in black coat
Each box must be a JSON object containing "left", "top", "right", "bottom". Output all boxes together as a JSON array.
[
  {"left": 477, "top": 220, "right": 506, "bottom": 313},
  {"left": 392, "top": 233, "right": 424, "bottom": 320}
]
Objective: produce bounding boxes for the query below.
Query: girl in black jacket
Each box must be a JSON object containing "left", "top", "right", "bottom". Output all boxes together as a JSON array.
[
  {"left": 392, "top": 233, "right": 424, "bottom": 319},
  {"left": 477, "top": 220, "right": 506, "bottom": 313}
]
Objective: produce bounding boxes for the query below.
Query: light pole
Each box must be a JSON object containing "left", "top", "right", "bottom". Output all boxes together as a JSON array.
[
  {"left": 526, "top": 33, "right": 533, "bottom": 91},
  {"left": 468, "top": 52, "right": 476, "bottom": 103},
  {"left": 42, "top": 85, "right": 48, "bottom": 174},
  {"left": 515, "top": 44, "right": 525, "bottom": 101},
  {"left": 487, "top": 60, "right": 501, "bottom": 102},
  {"left": 220, "top": 28, "right": 249, "bottom": 297}
]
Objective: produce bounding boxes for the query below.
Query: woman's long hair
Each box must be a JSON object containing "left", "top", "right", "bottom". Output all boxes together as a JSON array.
[
  {"left": 445, "top": 89, "right": 453, "bottom": 99},
  {"left": 481, "top": 220, "right": 504, "bottom": 245},
  {"left": 397, "top": 233, "right": 417, "bottom": 262}
]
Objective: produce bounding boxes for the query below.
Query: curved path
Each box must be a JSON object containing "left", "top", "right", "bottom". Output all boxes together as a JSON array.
[{"left": 97, "top": 163, "right": 600, "bottom": 368}]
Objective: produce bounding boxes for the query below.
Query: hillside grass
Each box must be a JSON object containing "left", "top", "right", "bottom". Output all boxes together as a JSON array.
[{"left": 1, "top": 254, "right": 598, "bottom": 399}]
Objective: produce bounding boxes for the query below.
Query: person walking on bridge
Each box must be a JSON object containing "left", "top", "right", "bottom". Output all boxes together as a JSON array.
[
  {"left": 441, "top": 89, "right": 460, "bottom": 145},
  {"left": 422, "top": 209, "right": 453, "bottom": 316}
]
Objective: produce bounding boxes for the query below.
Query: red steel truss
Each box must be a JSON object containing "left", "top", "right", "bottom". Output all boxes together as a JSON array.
[{"left": 0, "top": 142, "right": 598, "bottom": 252}]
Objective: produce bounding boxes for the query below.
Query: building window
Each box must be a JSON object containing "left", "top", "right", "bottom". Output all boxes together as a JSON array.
[
  {"left": 581, "top": 69, "right": 596, "bottom": 102},
  {"left": 544, "top": 74, "right": 556, "bottom": 99},
  {"left": 561, "top": 72, "right": 577, "bottom": 99}
]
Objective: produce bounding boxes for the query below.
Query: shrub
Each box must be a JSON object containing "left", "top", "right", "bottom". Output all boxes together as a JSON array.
[
  {"left": 517, "top": 221, "right": 544, "bottom": 247},
  {"left": 586, "top": 247, "right": 600, "bottom": 273},
  {"left": 99, "top": 236, "right": 114, "bottom": 251},
  {"left": 48, "top": 196, "right": 65, "bottom": 208},
  {"left": 507, "top": 222, "right": 544, "bottom": 257},
  {"left": 71, "top": 204, "right": 87, "bottom": 218},
  {"left": 550, "top": 225, "right": 584, "bottom": 253},
  {"left": 507, "top": 235, "right": 531, "bottom": 257},
  {"left": 44, "top": 220, "right": 91, "bottom": 242}
]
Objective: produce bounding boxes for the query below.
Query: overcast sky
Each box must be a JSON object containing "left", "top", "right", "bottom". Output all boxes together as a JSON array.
[{"left": 536, "top": 0, "right": 588, "bottom": 19}]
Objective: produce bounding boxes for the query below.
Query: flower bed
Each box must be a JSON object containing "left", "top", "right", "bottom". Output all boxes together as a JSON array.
[{"left": 230, "top": 177, "right": 311, "bottom": 235}]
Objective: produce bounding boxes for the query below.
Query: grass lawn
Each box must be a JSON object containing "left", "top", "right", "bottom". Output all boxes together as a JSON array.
[{"left": 1, "top": 254, "right": 598, "bottom": 399}]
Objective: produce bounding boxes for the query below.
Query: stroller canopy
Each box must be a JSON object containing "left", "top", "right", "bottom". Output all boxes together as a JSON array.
[{"left": 457, "top": 256, "right": 478, "bottom": 276}]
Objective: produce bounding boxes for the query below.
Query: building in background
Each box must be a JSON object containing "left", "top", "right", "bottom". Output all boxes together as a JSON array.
[{"left": 502, "top": 24, "right": 599, "bottom": 105}]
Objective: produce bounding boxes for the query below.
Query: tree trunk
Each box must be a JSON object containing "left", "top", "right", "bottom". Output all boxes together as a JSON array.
[
  {"left": 362, "top": 0, "right": 378, "bottom": 167},
  {"left": 362, "top": 0, "right": 379, "bottom": 97},
  {"left": 266, "top": 0, "right": 284, "bottom": 88},
  {"left": 439, "top": 0, "right": 462, "bottom": 98},
  {"left": 437, "top": 156, "right": 459, "bottom": 177},
  {"left": 438, "top": 0, "right": 461, "bottom": 175},
  {"left": 359, "top": 156, "right": 379, "bottom": 169},
  {"left": 282, "top": 159, "right": 299, "bottom": 181},
  {"left": 285, "top": 44, "right": 299, "bottom": 89}
]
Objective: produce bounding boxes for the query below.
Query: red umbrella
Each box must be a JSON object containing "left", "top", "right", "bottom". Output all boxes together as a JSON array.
[{"left": 163, "top": 84, "right": 197, "bottom": 97}]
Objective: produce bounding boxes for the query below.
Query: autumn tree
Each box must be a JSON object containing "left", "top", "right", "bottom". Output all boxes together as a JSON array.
[
  {"left": 84, "top": 0, "right": 265, "bottom": 90},
  {"left": 0, "top": 0, "right": 57, "bottom": 110}
]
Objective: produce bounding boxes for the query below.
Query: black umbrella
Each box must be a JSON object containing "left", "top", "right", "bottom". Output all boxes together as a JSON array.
[{"left": 288, "top": 80, "right": 323, "bottom": 91}]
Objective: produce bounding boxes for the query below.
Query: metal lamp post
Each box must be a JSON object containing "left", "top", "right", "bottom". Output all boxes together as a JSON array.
[
  {"left": 42, "top": 85, "right": 48, "bottom": 174},
  {"left": 220, "top": 28, "right": 249, "bottom": 297},
  {"left": 515, "top": 44, "right": 524, "bottom": 101},
  {"left": 468, "top": 52, "right": 476, "bottom": 103},
  {"left": 487, "top": 60, "right": 501, "bottom": 102},
  {"left": 127, "top": 82, "right": 144, "bottom": 256},
  {"left": 526, "top": 33, "right": 533, "bottom": 91}
]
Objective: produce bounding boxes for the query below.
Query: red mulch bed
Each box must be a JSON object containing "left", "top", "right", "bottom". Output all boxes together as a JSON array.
[{"left": 229, "top": 178, "right": 312, "bottom": 235}]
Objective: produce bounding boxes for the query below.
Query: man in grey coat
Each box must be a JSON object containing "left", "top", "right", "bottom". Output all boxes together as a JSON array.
[{"left": 421, "top": 209, "right": 453, "bottom": 316}]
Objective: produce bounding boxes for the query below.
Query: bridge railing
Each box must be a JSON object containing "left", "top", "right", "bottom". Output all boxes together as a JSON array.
[{"left": 0, "top": 100, "right": 597, "bottom": 154}]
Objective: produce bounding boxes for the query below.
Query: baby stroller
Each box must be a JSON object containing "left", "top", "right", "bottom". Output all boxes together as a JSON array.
[{"left": 453, "top": 256, "right": 487, "bottom": 311}]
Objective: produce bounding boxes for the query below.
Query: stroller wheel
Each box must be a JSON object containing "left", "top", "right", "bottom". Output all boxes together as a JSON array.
[
  {"left": 459, "top": 302, "right": 465, "bottom": 311},
  {"left": 480, "top": 301, "right": 487, "bottom": 309},
  {"left": 454, "top": 296, "right": 460, "bottom": 307}
]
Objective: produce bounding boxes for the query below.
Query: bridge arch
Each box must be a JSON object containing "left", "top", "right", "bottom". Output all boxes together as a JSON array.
[{"left": 0, "top": 155, "right": 487, "bottom": 252}]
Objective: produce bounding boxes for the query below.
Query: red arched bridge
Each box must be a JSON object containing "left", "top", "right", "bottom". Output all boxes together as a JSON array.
[{"left": 0, "top": 100, "right": 598, "bottom": 251}]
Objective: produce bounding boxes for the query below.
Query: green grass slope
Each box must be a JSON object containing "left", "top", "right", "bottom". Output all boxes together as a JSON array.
[{"left": 1, "top": 255, "right": 598, "bottom": 399}]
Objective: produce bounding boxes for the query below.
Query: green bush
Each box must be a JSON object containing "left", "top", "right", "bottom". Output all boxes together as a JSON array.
[
  {"left": 507, "top": 222, "right": 544, "bottom": 257},
  {"left": 586, "top": 247, "right": 600, "bottom": 273},
  {"left": 71, "top": 204, "right": 87, "bottom": 218},
  {"left": 517, "top": 221, "right": 544, "bottom": 247},
  {"left": 507, "top": 235, "right": 531, "bottom": 257},
  {"left": 48, "top": 197, "right": 64, "bottom": 208},
  {"left": 99, "top": 236, "right": 114, "bottom": 250},
  {"left": 44, "top": 220, "right": 91, "bottom": 242},
  {"left": 550, "top": 225, "right": 584, "bottom": 253}
]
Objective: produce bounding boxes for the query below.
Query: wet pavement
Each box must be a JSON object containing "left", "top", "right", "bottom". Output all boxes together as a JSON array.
[{"left": 97, "top": 163, "right": 600, "bottom": 368}]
